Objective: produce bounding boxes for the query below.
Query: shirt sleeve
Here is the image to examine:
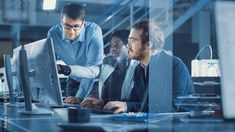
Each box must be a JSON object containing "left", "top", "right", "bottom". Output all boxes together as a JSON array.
[
  {"left": 76, "top": 78, "right": 95, "bottom": 99},
  {"left": 101, "top": 81, "right": 109, "bottom": 104},
  {"left": 173, "top": 58, "right": 195, "bottom": 111},
  {"left": 69, "top": 65, "right": 100, "bottom": 79},
  {"left": 126, "top": 84, "right": 148, "bottom": 112},
  {"left": 126, "top": 95, "right": 147, "bottom": 112}
]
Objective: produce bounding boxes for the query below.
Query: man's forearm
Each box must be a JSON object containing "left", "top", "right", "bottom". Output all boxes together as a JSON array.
[{"left": 69, "top": 65, "right": 100, "bottom": 79}]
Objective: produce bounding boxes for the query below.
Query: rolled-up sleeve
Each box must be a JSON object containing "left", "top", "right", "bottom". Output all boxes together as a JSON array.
[{"left": 69, "top": 65, "right": 100, "bottom": 79}]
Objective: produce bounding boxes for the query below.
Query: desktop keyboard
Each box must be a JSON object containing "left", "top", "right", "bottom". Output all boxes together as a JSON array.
[
  {"left": 89, "top": 108, "right": 114, "bottom": 114},
  {"left": 49, "top": 103, "right": 81, "bottom": 108},
  {"left": 50, "top": 104, "right": 114, "bottom": 114}
]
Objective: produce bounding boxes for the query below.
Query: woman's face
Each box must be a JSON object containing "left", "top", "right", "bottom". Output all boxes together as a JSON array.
[{"left": 110, "top": 36, "right": 128, "bottom": 59}]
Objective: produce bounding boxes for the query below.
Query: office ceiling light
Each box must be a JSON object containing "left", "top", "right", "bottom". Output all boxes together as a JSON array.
[{"left": 43, "top": 0, "right": 56, "bottom": 10}]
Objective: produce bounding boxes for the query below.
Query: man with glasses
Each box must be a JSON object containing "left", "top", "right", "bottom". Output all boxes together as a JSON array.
[
  {"left": 104, "top": 19, "right": 195, "bottom": 113},
  {"left": 47, "top": 3, "right": 104, "bottom": 104}
]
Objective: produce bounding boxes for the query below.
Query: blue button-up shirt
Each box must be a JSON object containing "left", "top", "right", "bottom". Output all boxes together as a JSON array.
[{"left": 47, "top": 21, "right": 104, "bottom": 99}]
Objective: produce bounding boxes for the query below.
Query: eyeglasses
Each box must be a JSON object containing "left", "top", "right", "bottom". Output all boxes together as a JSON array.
[
  {"left": 61, "top": 22, "right": 83, "bottom": 31},
  {"left": 128, "top": 38, "right": 141, "bottom": 45}
]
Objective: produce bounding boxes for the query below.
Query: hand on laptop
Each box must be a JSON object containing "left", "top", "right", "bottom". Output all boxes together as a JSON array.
[
  {"left": 80, "top": 97, "right": 104, "bottom": 109},
  {"left": 64, "top": 96, "right": 81, "bottom": 104},
  {"left": 103, "top": 101, "right": 127, "bottom": 114}
]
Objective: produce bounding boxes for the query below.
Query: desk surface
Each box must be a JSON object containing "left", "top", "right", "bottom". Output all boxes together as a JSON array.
[{"left": 1, "top": 104, "right": 235, "bottom": 132}]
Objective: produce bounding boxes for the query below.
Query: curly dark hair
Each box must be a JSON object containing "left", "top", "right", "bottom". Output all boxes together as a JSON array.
[{"left": 110, "top": 30, "right": 130, "bottom": 45}]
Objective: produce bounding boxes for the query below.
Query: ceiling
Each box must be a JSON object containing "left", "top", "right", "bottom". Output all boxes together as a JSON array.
[{"left": 0, "top": 0, "right": 147, "bottom": 42}]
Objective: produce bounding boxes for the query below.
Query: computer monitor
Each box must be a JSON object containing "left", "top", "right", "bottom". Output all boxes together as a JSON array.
[
  {"left": 215, "top": 1, "right": 235, "bottom": 119},
  {"left": 12, "top": 38, "right": 63, "bottom": 112},
  {"left": 3, "top": 54, "right": 26, "bottom": 108},
  {"left": 4, "top": 54, "right": 15, "bottom": 102},
  {"left": 3, "top": 53, "right": 24, "bottom": 107}
]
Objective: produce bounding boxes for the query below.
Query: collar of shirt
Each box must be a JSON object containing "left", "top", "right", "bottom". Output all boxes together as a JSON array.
[
  {"left": 140, "top": 63, "right": 148, "bottom": 70},
  {"left": 60, "top": 24, "right": 86, "bottom": 45},
  {"left": 140, "top": 63, "right": 148, "bottom": 77},
  {"left": 140, "top": 50, "right": 162, "bottom": 76}
]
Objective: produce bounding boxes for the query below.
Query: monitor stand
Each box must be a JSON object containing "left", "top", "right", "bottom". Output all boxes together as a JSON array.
[
  {"left": 18, "top": 104, "right": 53, "bottom": 115},
  {"left": 18, "top": 45, "right": 53, "bottom": 115}
]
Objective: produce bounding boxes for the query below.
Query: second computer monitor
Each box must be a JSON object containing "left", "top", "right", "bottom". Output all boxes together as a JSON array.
[{"left": 12, "top": 38, "right": 63, "bottom": 106}]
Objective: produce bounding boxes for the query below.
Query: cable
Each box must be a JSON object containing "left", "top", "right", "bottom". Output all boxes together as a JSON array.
[{"left": 194, "top": 44, "right": 213, "bottom": 60}]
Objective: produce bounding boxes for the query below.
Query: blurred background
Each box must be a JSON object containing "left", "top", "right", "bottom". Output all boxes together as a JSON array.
[{"left": 0, "top": 0, "right": 219, "bottom": 74}]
